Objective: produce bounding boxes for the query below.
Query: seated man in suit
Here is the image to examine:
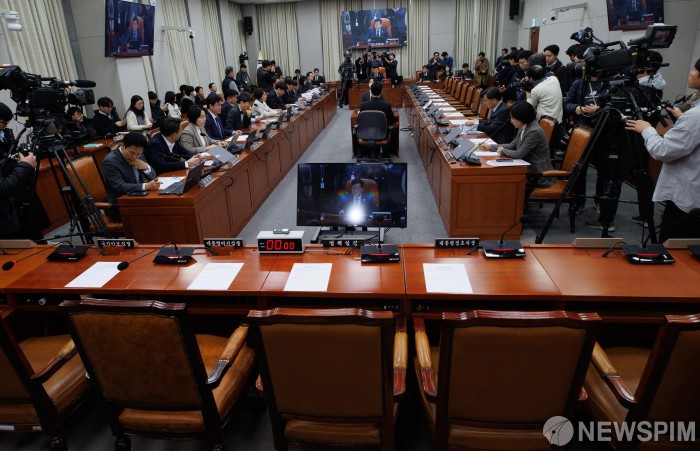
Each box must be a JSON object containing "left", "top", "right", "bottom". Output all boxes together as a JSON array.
[
  {"left": 456, "top": 63, "right": 474, "bottom": 79},
  {"left": 361, "top": 79, "right": 385, "bottom": 103},
  {"left": 226, "top": 92, "right": 253, "bottom": 132},
  {"left": 366, "top": 19, "right": 388, "bottom": 44},
  {"left": 221, "top": 89, "right": 237, "bottom": 123},
  {"left": 64, "top": 106, "right": 96, "bottom": 145},
  {"left": 266, "top": 82, "right": 288, "bottom": 110},
  {"left": 93, "top": 97, "right": 126, "bottom": 138},
  {"left": 418, "top": 65, "right": 432, "bottom": 81},
  {"left": 300, "top": 72, "right": 315, "bottom": 93},
  {"left": 311, "top": 68, "right": 325, "bottom": 86},
  {"left": 359, "top": 82, "right": 396, "bottom": 127},
  {"left": 465, "top": 88, "right": 516, "bottom": 144},
  {"left": 102, "top": 132, "right": 160, "bottom": 221},
  {"left": 285, "top": 80, "right": 301, "bottom": 103},
  {"left": 144, "top": 117, "right": 202, "bottom": 175},
  {"left": 338, "top": 178, "right": 379, "bottom": 219},
  {"left": 204, "top": 93, "right": 233, "bottom": 140},
  {"left": 364, "top": 66, "right": 384, "bottom": 84}
]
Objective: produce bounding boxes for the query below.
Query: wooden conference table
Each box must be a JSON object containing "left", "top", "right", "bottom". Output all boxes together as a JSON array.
[
  {"left": 2, "top": 243, "right": 698, "bottom": 322},
  {"left": 347, "top": 83, "right": 405, "bottom": 109},
  {"left": 117, "top": 92, "right": 337, "bottom": 244},
  {"left": 404, "top": 84, "right": 526, "bottom": 240}
]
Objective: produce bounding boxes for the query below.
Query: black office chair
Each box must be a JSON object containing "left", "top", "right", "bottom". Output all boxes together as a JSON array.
[{"left": 354, "top": 110, "right": 391, "bottom": 162}]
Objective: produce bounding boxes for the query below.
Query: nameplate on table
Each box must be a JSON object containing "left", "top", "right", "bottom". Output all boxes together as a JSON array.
[
  {"left": 187, "top": 263, "right": 243, "bottom": 290},
  {"left": 423, "top": 263, "right": 473, "bottom": 294},
  {"left": 204, "top": 238, "right": 245, "bottom": 248},
  {"left": 97, "top": 239, "right": 138, "bottom": 249},
  {"left": 435, "top": 238, "right": 479, "bottom": 249},
  {"left": 322, "top": 238, "right": 366, "bottom": 248},
  {"left": 284, "top": 263, "right": 332, "bottom": 292},
  {"left": 65, "top": 262, "right": 121, "bottom": 288}
]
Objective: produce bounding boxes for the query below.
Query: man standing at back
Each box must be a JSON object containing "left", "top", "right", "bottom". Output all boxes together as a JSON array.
[
  {"left": 257, "top": 60, "right": 273, "bottom": 91},
  {"left": 222, "top": 66, "right": 239, "bottom": 96},
  {"left": 526, "top": 65, "right": 563, "bottom": 123}
]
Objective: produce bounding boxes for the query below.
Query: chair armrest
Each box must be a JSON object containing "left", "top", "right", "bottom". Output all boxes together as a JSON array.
[
  {"left": 541, "top": 170, "right": 568, "bottom": 177},
  {"left": 393, "top": 317, "right": 407, "bottom": 398},
  {"left": 591, "top": 343, "right": 636, "bottom": 409},
  {"left": 413, "top": 318, "right": 437, "bottom": 402},
  {"left": 30, "top": 339, "right": 78, "bottom": 383},
  {"left": 94, "top": 202, "right": 111, "bottom": 209},
  {"left": 207, "top": 325, "right": 248, "bottom": 388}
]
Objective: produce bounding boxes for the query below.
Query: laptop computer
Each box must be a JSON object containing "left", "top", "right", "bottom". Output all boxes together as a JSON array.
[
  {"left": 443, "top": 127, "right": 462, "bottom": 146},
  {"left": 159, "top": 162, "right": 205, "bottom": 195},
  {"left": 228, "top": 132, "right": 256, "bottom": 154},
  {"left": 255, "top": 122, "right": 273, "bottom": 140},
  {"left": 209, "top": 146, "right": 236, "bottom": 164},
  {"left": 271, "top": 112, "right": 286, "bottom": 129}
]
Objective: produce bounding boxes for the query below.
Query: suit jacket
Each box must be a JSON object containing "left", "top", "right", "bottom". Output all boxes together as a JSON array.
[
  {"left": 92, "top": 109, "right": 126, "bottom": 137},
  {"left": 364, "top": 73, "right": 384, "bottom": 84},
  {"left": 204, "top": 110, "right": 229, "bottom": 140},
  {"left": 359, "top": 97, "right": 396, "bottom": 127},
  {"left": 361, "top": 92, "right": 384, "bottom": 103},
  {"left": 0, "top": 159, "right": 34, "bottom": 238},
  {"left": 180, "top": 97, "right": 194, "bottom": 116},
  {"left": 221, "top": 102, "right": 234, "bottom": 123},
  {"left": 235, "top": 72, "right": 249, "bottom": 91},
  {"left": 285, "top": 89, "right": 300, "bottom": 104},
  {"left": 145, "top": 133, "right": 194, "bottom": 175},
  {"left": 257, "top": 68, "right": 272, "bottom": 91},
  {"left": 491, "top": 121, "right": 553, "bottom": 174},
  {"left": 477, "top": 102, "right": 516, "bottom": 144},
  {"left": 311, "top": 75, "right": 325, "bottom": 86},
  {"left": 266, "top": 90, "right": 286, "bottom": 110},
  {"left": 180, "top": 123, "right": 217, "bottom": 154},
  {"left": 367, "top": 27, "right": 388, "bottom": 43},
  {"left": 222, "top": 76, "right": 239, "bottom": 95},
  {"left": 102, "top": 149, "right": 155, "bottom": 205},
  {"left": 225, "top": 104, "right": 251, "bottom": 131}
]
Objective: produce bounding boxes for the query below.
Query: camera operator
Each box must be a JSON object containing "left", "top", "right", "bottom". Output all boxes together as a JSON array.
[
  {"left": 383, "top": 53, "right": 398, "bottom": 83},
  {"left": 338, "top": 50, "right": 355, "bottom": 108},
  {"left": 0, "top": 102, "right": 38, "bottom": 239},
  {"left": 526, "top": 65, "right": 563, "bottom": 123},
  {"left": 625, "top": 57, "right": 700, "bottom": 240}
]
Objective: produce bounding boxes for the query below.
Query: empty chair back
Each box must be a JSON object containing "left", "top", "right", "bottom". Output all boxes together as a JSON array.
[
  {"left": 560, "top": 126, "right": 591, "bottom": 173},
  {"left": 66, "top": 157, "right": 109, "bottom": 203},
  {"left": 356, "top": 111, "right": 388, "bottom": 141},
  {"left": 460, "top": 85, "right": 473, "bottom": 105},
  {"left": 538, "top": 116, "right": 557, "bottom": 145},
  {"left": 469, "top": 88, "right": 482, "bottom": 111}
]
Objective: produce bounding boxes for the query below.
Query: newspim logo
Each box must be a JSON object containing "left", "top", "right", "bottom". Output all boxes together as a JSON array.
[
  {"left": 543, "top": 416, "right": 574, "bottom": 446},
  {"left": 543, "top": 416, "right": 696, "bottom": 445}
]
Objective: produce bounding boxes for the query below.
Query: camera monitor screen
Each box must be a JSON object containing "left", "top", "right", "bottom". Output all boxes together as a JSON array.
[
  {"left": 606, "top": 0, "right": 664, "bottom": 31},
  {"left": 341, "top": 8, "right": 408, "bottom": 50},
  {"left": 297, "top": 163, "right": 407, "bottom": 228},
  {"left": 105, "top": 0, "right": 155, "bottom": 57}
]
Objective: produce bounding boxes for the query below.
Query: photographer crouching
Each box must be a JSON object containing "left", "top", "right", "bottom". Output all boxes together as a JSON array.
[
  {"left": 0, "top": 102, "right": 38, "bottom": 239},
  {"left": 625, "top": 57, "right": 700, "bottom": 240}
]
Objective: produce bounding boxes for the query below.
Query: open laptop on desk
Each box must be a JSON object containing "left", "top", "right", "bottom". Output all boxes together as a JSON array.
[
  {"left": 159, "top": 162, "right": 205, "bottom": 195},
  {"left": 209, "top": 146, "right": 237, "bottom": 165},
  {"left": 254, "top": 122, "right": 273, "bottom": 140},
  {"left": 227, "top": 132, "right": 256, "bottom": 153}
]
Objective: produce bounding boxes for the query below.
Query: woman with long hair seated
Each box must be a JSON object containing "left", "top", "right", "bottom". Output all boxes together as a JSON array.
[
  {"left": 252, "top": 88, "right": 280, "bottom": 118},
  {"left": 125, "top": 95, "right": 153, "bottom": 134},
  {"left": 163, "top": 91, "right": 182, "bottom": 118},
  {"left": 180, "top": 106, "right": 226, "bottom": 154},
  {"left": 486, "top": 101, "right": 554, "bottom": 188}
]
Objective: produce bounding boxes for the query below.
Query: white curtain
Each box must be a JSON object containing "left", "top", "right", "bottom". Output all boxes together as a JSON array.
[
  {"left": 202, "top": 0, "right": 226, "bottom": 83},
  {"left": 455, "top": 0, "right": 501, "bottom": 74},
  {"left": 387, "top": 0, "right": 429, "bottom": 78},
  {"left": 320, "top": 0, "right": 362, "bottom": 82},
  {"left": 228, "top": 1, "right": 246, "bottom": 59},
  {"left": 0, "top": 0, "right": 77, "bottom": 80},
  {"left": 160, "top": 0, "right": 198, "bottom": 87},
  {"left": 256, "top": 3, "right": 300, "bottom": 78}
]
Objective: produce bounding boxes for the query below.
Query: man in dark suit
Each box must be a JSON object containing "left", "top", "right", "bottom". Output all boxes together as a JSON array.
[
  {"left": 225, "top": 92, "right": 253, "bottom": 132},
  {"left": 311, "top": 68, "right": 325, "bottom": 86},
  {"left": 222, "top": 66, "right": 240, "bottom": 96},
  {"left": 266, "top": 82, "right": 288, "bottom": 110},
  {"left": 257, "top": 60, "right": 273, "bottom": 91},
  {"left": 465, "top": 88, "right": 516, "bottom": 144},
  {"left": 204, "top": 93, "right": 233, "bottom": 140},
  {"left": 180, "top": 86, "right": 195, "bottom": 116},
  {"left": 285, "top": 80, "right": 301, "bottom": 103},
  {"left": 144, "top": 117, "right": 201, "bottom": 175},
  {"left": 366, "top": 19, "right": 388, "bottom": 44},
  {"left": 64, "top": 107, "right": 95, "bottom": 145},
  {"left": 93, "top": 97, "right": 126, "bottom": 138},
  {"left": 101, "top": 132, "right": 159, "bottom": 220},
  {"left": 361, "top": 80, "right": 384, "bottom": 103},
  {"left": 360, "top": 82, "right": 396, "bottom": 128},
  {"left": 337, "top": 179, "right": 378, "bottom": 217},
  {"left": 364, "top": 66, "right": 384, "bottom": 84},
  {"left": 221, "top": 90, "right": 237, "bottom": 124}
]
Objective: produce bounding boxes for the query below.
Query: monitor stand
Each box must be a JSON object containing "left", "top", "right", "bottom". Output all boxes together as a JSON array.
[{"left": 311, "top": 226, "right": 385, "bottom": 244}]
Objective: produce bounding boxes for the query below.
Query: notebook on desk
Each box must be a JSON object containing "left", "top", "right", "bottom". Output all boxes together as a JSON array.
[{"left": 159, "top": 162, "right": 205, "bottom": 195}]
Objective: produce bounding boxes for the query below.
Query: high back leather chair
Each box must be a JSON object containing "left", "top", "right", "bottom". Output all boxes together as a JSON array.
[
  {"left": 527, "top": 126, "right": 592, "bottom": 233},
  {"left": 370, "top": 18, "right": 392, "bottom": 37},
  {"left": 355, "top": 111, "right": 389, "bottom": 159},
  {"left": 585, "top": 313, "right": 700, "bottom": 450},
  {"left": 66, "top": 156, "right": 123, "bottom": 234},
  {"left": 539, "top": 116, "right": 557, "bottom": 147},
  {"left": 60, "top": 299, "right": 255, "bottom": 450},
  {"left": 247, "top": 308, "right": 406, "bottom": 451},
  {"left": 378, "top": 67, "right": 386, "bottom": 77},
  {"left": 0, "top": 307, "right": 91, "bottom": 450},
  {"left": 345, "top": 178, "right": 380, "bottom": 206},
  {"left": 414, "top": 310, "right": 601, "bottom": 450}
]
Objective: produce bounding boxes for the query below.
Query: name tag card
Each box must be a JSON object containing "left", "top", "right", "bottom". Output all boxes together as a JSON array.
[
  {"left": 203, "top": 238, "right": 245, "bottom": 255},
  {"left": 435, "top": 238, "right": 480, "bottom": 249},
  {"left": 97, "top": 239, "right": 138, "bottom": 249},
  {"left": 321, "top": 238, "right": 366, "bottom": 248}
]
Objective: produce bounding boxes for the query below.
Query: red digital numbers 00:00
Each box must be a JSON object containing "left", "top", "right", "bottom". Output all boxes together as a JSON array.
[{"left": 265, "top": 239, "right": 295, "bottom": 251}]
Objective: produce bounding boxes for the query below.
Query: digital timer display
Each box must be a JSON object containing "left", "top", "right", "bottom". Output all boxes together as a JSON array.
[{"left": 256, "top": 232, "right": 305, "bottom": 254}]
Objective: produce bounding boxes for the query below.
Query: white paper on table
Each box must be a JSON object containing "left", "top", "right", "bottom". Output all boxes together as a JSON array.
[
  {"left": 157, "top": 177, "right": 184, "bottom": 190},
  {"left": 433, "top": 102, "right": 449, "bottom": 106},
  {"left": 449, "top": 119, "right": 469, "bottom": 125},
  {"left": 468, "top": 138, "right": 497, "bottom": 147},
  {"left": 284, "top": 263, "right": 332, "bottom": 292},
  {"left": 236, "top": 134, "right": 249, "bottom": 143},
  {"left": 441, "top": 106, "right": 457, "bottom": 112},
  {"left": 423, "top": 263, "right": 473, "bottom": 294},
  {"left": 445, "top": 112, "right": 465, "bottom": 117},
  {"left": 204, "top": 160, "right": 214, "bottom": 167},
  {"left": 187, "top": 263, "right": 244, "bottom": 290},
  {"left": 474, "top": 150, "right": 500, "bottom": 157},
  {"left": 65, "top": 262, "right": 121, "bottom": 288},
  {"left": 486, "top": 159, "right": 531, "bottom": 167}
]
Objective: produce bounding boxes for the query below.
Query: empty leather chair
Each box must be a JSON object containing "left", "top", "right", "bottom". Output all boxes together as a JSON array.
[
  {"left": 60, "top": 299, "right": 255, "bottom": 450},
  {"left": 247, "top": 308, "right": 407, "bottom": 450},
  {"left": 355, "top": 111, "right": 390, "bottom": 159}
]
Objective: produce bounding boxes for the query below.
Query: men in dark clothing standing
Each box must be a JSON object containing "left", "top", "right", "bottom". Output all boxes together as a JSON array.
[
  {"left": 257, "top": 60, "right": 273, "bottom": 91},
  {"left": 222, "top": 66, "right": 240, "bottom": 96}
]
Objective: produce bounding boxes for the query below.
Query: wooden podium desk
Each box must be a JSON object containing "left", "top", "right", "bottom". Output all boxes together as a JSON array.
[
  {"left": 405, "top": 90, "right": 526, "bottom": 239},
  {"left": 260, "top": 245, "right": 406, "bottom": 314},
  {"left": 347, "top": 84, "right": 405, "bottom": 109},
  {"left": 119, "top": 93, "right": 337, "bottom": 244},
  {"left": 0, "top": 246, "right": 54, "bottom": 302},
  {"left": 350, "top": 109, "right": 400, "bottom": 158}
]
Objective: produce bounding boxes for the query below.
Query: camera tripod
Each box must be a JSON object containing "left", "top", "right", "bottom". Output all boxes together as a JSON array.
[{"left": 536, "top": 106, "right": 657, "bottom": 244}]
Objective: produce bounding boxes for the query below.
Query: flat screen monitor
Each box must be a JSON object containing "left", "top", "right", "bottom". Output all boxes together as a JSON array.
[
  {"left": 297, "top": 163, "right": 407, "bottom": 228},
  {"left": 341, "top": 8, "right": 408, "bottom": 50},
  {"left": 105, "top": 0, "right": 155, "bottom": 57},
  {"left": 606, "top": 0, "right": 663, "bottom": 31}
]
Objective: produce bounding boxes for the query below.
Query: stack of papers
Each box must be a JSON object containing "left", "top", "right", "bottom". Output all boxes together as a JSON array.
[
  {"left": 284, "top": 263, "right": 332, "bottom": 292},
  {"left": 187, "top": 263, "right": 244, "bottom": 290},
  {"left": 486, "top": 159, "right": 531, "bottom": 167},
  {"left": 65, "top": 262, "right": 121, "bottom": 288},
  {"left": 423, "top": 264, "right": 473, "bottom": 294},
  {"left": 236, "top": 134, "right": 248, "bottom": 143},
  {"left": 468, "top": 138, "right": 497, "bottom": 147}
]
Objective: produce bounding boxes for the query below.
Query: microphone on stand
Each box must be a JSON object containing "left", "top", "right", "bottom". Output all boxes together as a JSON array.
[
  {"left": 481, "top": 216, "right": 527, "bottom": 258},
  {"left": 117, "top": 242, "right": 174, "bottom": 271},
  {"left": 3, "top": 241, "right": 69, "bottom": 271}
]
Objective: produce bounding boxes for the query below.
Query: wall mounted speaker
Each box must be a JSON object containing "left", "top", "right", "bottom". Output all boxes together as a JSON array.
[{"left": 243, "top": 16, "right": 253, "bottom": 35}]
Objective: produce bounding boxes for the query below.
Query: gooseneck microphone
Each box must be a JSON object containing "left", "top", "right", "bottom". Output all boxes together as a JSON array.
[
  {"left": 2, "top": 241, "right": 67, "bottom": 271},
  {"left": 117, "top": 242, "right": 174, "bottom": 271},
  {"left": 498, "top": 216, "right": 526, "bottom": 245},
  {"left": 481, "top": 216, "right": 527, "bottom": 259}
]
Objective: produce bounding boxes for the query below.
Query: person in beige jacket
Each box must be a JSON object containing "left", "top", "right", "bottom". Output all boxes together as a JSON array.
[
  {"left": 474, "top": 52, "right": 490, "bottom": 88},
  {"left": 180, "top": 106, "right": 225, "bottom": 154}
]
